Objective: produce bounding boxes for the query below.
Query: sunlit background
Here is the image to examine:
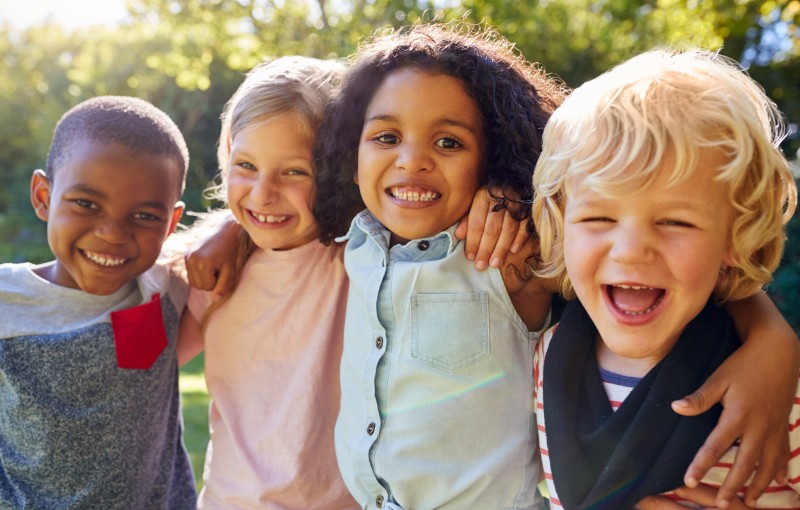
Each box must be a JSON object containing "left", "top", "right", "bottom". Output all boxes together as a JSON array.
[{"left": 1, "top": 0, "right": 799, "bottom": 491}]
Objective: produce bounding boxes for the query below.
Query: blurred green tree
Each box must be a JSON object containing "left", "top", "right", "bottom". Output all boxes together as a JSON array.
[{"left": 1, "top": 0, "right": 798, "bottom": 329}]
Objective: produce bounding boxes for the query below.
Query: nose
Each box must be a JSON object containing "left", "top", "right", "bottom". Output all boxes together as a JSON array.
[
  {"left": 94, "top": 216, "right": 130, "bottom": 244},
  {"left": 395, "top": 140, "right": 432, "bottom": 174},
  {"left": 608, "top": 222, "right": 654, "bottom": 265},
  {"left": 250, "top": 172, "right": 280, "bottom": 205}
]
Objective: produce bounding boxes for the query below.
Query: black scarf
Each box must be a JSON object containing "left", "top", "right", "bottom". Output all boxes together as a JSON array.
[{"left": 543, "top": 299, "right": 741, "bottom": 510}]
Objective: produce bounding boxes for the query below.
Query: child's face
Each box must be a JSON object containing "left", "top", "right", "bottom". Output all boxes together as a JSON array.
[
  {"left": 356, "top": 68, "right": 485, "bottom": 244},
  {"left": 563, "top": 150, "right": 736, "bottom": 374},
  {"left": 30, "top": 140, "right": 184, "bottom": 295},
  {"left": 226, "top": 112, "right": 318, "bottom": 251}
]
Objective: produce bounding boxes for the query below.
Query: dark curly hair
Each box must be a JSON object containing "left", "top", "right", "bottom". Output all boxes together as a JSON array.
[
  {"left": 313, "top": 22, "right": 567, "bottom": 243},
  {"left": 47, "top": 96, "right": 189, "bottom": 193}
]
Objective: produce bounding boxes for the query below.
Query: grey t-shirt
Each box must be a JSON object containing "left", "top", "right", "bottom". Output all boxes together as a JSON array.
[{"left": 0, "top": 263, "right": 196, "bottom": 509}]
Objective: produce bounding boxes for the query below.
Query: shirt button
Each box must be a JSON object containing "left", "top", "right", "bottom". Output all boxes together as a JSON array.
[
  {"left": 375, "top": 336, "right": 384, "bottom": 349},
  {"left": 367, "top": 422, "right": 376, "bottom": 435},
  {"left": 418, "top": 240, "right": 429, "bottom": 251},
  {"left": 376, "top": 495, "right": 384, "bottom": 508}
]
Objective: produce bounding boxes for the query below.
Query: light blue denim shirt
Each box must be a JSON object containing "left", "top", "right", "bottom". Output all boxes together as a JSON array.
[{"left": 335, "top": 210, "right": 545, "bottom": 510}]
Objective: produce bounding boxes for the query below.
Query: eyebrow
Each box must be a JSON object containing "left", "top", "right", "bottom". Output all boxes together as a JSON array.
[
  {"left": 364, "top": 113, "right": 480, "bottom": 134},
  {"left": 65, "top": 183, "right": 171, "bottom": 214}
]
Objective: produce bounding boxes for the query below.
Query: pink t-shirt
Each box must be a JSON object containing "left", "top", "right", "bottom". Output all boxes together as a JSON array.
[{"left": 188, "top": 240, "right": 357, "bottom": 509}]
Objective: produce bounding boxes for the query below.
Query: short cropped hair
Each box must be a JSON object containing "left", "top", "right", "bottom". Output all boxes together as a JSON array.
[
  {"left": 47, "top": 96, "right": 189, "bottom": 193},
  {"left": 212, "top": 56, "right": 344, "bottom": 201},
  {"left": 533, "top": 48, "right": 797, "bottom": 302},
  {"left": 313, "top": 22, "right": 567, "bottom": 242}
]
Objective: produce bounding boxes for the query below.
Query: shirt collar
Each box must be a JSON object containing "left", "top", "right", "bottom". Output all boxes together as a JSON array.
[{"left": 338, "top": 209, "right": 461, "bottom": 256}]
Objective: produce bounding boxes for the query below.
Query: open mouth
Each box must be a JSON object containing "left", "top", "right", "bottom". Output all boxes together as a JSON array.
[
  {"left": 82, "top": 249, "right": 128, "bottom": 267},
  {"left": 387, "top": 186, "right": 441, "bottom": 202},
  {"left": 606, "top": 284, "right": 665, "bottom": 316},
  {"left": 248, "top": 210, "right": 290, "bottom": 224}
]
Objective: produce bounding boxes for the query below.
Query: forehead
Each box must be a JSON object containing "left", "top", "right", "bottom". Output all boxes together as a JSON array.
[
  {"left": 566, "top": 147, "right": 731, "bottom": 199},
  {"left": 55, "top": 139, "right": 183, "bottom": 202},
  {"left": 366, "top": 68, "right": 482, "bottom": 126}
]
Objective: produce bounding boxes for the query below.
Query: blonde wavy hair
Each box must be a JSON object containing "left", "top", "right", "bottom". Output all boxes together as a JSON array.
[
  {"left": 532, "top": 48, "right": 797, "bottom": 302},
  {"left": 200, "top": 56, "right": 343, "bottom": 326}
]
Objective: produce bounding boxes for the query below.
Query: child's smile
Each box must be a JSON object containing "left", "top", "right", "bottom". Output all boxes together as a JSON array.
[
  {"left": 227, "top": 113, "right": 318, "bottom": 251},
  {"left": 30, "top": 140, "right": 184, "bottom": 295},
  {"left": 563, "top": 149, "right": 737, "bottom": 375},
  {"left": 357, "top": 68, "right": 485, "bottom": 245},
  {"left": 604, "top": 284, "right": 666, "bottom": 320}
]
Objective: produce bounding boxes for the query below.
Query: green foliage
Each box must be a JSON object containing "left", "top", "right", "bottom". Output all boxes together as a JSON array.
[
  {"left": 1, "top": 0, "right": 798, "bottom": 333},
  {"left": 179, "top": 353, "right": 210, "bottom": 489}
]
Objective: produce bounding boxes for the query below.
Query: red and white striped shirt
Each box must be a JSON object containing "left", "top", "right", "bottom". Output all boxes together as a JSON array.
[{"left": 534, "top": 324, "right": 800, "bottom": 510}]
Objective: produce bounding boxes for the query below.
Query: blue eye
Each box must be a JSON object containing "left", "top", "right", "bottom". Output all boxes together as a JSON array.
[{"left": 236, "top": 161, "right": 257, "bottom": 171}]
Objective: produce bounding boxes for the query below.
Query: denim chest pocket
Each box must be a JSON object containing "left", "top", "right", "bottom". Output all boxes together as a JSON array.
[{"left": 411, "top": 292, "right": 489, "bottom": 371}]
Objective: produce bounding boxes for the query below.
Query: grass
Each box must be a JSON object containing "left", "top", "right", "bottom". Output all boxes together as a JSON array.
[{"left": 179, "top": 354, "right": 210, "bottom": 491}]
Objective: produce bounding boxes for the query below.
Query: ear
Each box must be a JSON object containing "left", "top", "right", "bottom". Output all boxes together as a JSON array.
[
  {"left": 30, "top": 169, "right": 52, "bottom": 222},
  {"left": 721, "top": 242, "right": 738, "bottom": 269},
  {"left": 353, "top": 171, "right": 359, "bottom": 186},
  {"left": 167, "top": 201, "right": 185, "bottom": 236}
]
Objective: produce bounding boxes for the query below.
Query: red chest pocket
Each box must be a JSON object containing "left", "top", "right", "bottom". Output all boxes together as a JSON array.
[{"left": 111, "top": 293, "right": 168, "bottom": 370}]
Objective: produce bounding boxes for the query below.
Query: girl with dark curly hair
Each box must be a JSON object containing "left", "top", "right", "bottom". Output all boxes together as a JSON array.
[{"left": 315, "top": 23, "right": 564, "bottom": 509}]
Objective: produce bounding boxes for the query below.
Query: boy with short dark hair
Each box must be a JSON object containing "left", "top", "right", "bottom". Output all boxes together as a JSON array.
[{"left": 0, "top": 96, "right": 196, "bottom": 509}]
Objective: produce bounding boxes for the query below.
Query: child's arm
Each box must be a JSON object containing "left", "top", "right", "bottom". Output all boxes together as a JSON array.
[
  {"left": 184, "top": 210, "right": 241, "bottom": 299},
  {"left": 637, "top": 486, "right": 752, "bottom": 509},
  {"left": 454, "top": 187, "right": 529, "bottom": 270},
  {"left": 673, "top": 291, "right": 799, "bottom": 508},
  {"left": 177, "top": 307, "right": 204, "bottom": 366}
]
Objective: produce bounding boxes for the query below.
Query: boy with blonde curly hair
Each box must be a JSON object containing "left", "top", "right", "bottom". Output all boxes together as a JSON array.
[{"left": 532, "top": 48, "right": 798, "bottom": 509}]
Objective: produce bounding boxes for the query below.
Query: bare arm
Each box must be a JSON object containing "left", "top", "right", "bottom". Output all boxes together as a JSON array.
[
  {"left": 177, "top": 307, "right": 204, "bottom": 366},
  {"left": 184, "top": 210, "right": 242, "bottom": 297},
  {"left": 672, "top": 291, "right": 799, "bottom": 508}
]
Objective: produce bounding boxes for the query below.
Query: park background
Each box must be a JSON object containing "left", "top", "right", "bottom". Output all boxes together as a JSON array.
[{"left": 1, "top": 0, "right": 798, "bottom": 490}]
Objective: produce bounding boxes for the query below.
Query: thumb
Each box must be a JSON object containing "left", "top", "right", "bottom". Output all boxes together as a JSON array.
[
  {"left": 672, "top": 379, "right": 723, "bottom": 416},
  {"left": 212, "top": 264, "right": 236, "bottom": 302}
]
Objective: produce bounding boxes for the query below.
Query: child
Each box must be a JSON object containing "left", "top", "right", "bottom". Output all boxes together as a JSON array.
[
  {"left": 314, "top": 25, "right": 799, "bottom": 510},
  {"left": 178, "top": 54, "right": 532, "bottom": 508},
  {"left": 0, "top": 96, "right": 196, "bottom": 508},
  {"left": 175, "top": 56, "right": 359, "bottom": 509},
  {"left": 531, "top": 48, "right": 799, "bottom": 509}
]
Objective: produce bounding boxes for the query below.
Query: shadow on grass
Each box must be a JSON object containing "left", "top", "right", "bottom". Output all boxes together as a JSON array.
[{"left": 179, "top": 353, "right": 209, "bottom": 491}]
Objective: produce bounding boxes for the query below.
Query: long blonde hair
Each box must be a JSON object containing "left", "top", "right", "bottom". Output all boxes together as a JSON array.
[{"left": 202, "top": 56, "right": 344, "bottom": 326}]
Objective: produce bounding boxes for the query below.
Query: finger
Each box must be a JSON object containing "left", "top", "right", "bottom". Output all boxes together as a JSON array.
[
  {"left": 684, "top": 408, "right": 746, "bottom": 488},
  {"left": 487, "top": 210, "right": 520, "bottom": 268},
  {"left": 185, "top": 253, "right": 216, "bottom": 291},
  {"left": 673, "top": 484, "right": 749, "bottom": 510},
  {"left": 635, "top": 496, "right": 686, "bottom": 509},
  {"left": 463, "top": 194, "right": 492, "bottom": 265},
  {"left": 742, "top": 429, "right": 787, "bottom": 506},
  {"left": 673, "top": 374, "right": 725, "bottom": 417},
  {"left": 454, "top": 216, "right": 469, "bottom": 241},
  {"left": 212, "top": 262, "right": 237, "bottom": 301},
  {"left": 510, "top": 221, "right": 530, "bottom": 254},
  {"left": 472, "top": 209, "right": 505, "bottom": 270}
]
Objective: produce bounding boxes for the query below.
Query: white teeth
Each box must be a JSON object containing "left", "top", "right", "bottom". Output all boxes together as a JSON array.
[
  {"left": 615, "top": 284, "right": 653, "bottom": 290},
  {"left": 390, "top": 187, "right": 440, "bottom": 202},
  {"left": 254, "top": 213, "right": 288, "bottom": 223},
  {"left": 84, "top": 250, "right": 127, "bottom": 267}
]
